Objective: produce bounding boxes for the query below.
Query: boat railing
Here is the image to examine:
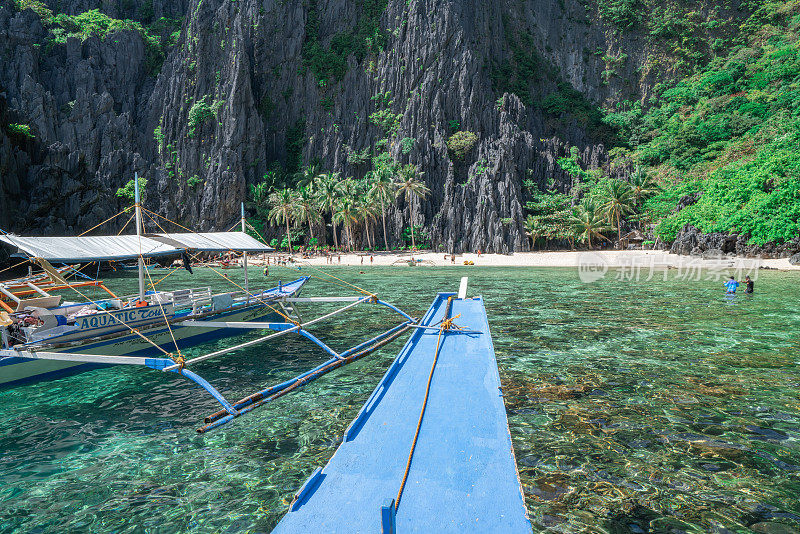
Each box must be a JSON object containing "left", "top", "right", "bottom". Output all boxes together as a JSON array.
[{"left": 117, "top": 287, "right": 214, "bottom": 313}]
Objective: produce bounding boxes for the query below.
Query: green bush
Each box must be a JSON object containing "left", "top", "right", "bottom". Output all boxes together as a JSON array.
[
  {"left": 14, "top": 0, "right": 53, "bottom": 23},
  {"left": 187, "top": 96, "right": 222, "bottom": 137},
  {"left": 447, "top": 131, "right": 478, "bottom": 160},
  {"left": 44, "top": 9, "right": 165, "bottom": 74},
  {"left": 187, "top": 175, "right": 203, "bottom": 189},
  {"left": 6, "top": 123, "right": 35, "bottom": 140},
  {"left": 400, "top": 137, "right": 415, "bottom": 154},
  {"left": 115, "top": 176, "right": 147, "bottom": 202},
  {"left": 597, "top": 0, "right": 643, "bottom": 29}
]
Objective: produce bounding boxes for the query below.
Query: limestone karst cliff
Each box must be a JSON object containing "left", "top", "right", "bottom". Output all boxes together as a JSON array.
[{"left": 0, "top": 0, "right": 750, "bottom": 252}]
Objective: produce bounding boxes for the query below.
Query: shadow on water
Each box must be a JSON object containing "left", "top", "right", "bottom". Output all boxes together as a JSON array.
[{"left": 1, "top": 266, "right": 799, "bottom": 532}]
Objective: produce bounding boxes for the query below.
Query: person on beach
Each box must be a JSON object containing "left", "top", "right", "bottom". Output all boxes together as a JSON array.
[
  {"left": 337, "top": 255, "right": 341, "bottom": 264},
  {"left": 361, "top": 256, "right": 364, "bottom": 265},
  {"left": 451, "top": 254, "right": 456, "bottom": 264},
  {"left": 370, "top": 255, "right": 374, "bottom": 264},
  {"left": 724, "top": 276, "right": 739, "bottom": 294},
  {"left": 742, "top": 275, "right": 754, "bottom": 294}
]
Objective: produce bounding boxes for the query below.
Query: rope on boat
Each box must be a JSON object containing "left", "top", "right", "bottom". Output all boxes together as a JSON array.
[
  {"left": 140, "top": 246, "right": 182, "bottom": 358},
  {"left": 241, "top": 218, "right": 377, "bottom": 298},
  {"left": 395, "top": 296, "right": 462, "bottom": 511},
  {"left": 116, "top": 211, "right": 136, "bottom": 236},
  {"left": 141, "top": 209, "right": 298, "bottom": 326},
  {"left": 0, "top": 259, "right": 31, "bottom": 276},
  {"left": 77, "top": 206, "right": 133, "bottom": 237},
  {"left": 55, "top": 280, "right": 172, "bottom": 356}
]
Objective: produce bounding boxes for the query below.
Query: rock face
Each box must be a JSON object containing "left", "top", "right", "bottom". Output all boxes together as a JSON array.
[
  {"left": 0, "top": 0, "right": 747, "bottom": 251},
  {"left": 670, "top": 225, "right": 800, "bottom": 258}
]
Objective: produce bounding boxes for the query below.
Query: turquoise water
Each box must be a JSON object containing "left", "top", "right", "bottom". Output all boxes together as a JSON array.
[{"left": 1, "top": 266, "right": 799, "bottom": 533}]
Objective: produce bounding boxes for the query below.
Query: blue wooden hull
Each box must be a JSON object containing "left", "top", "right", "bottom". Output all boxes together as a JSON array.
[{"left": 274, "top": 293, "right": 530, "bottom": 533}]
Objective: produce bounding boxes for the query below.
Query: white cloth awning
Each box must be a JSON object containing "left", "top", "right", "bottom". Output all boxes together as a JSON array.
[
  {"left": 0, "top": 232, "right": 272, "bottom": 262},
  {"left": 147, "top": 232, "right": 272, "bottom": 253}
]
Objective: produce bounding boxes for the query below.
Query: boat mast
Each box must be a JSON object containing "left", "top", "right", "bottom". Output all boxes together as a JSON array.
[
  {"left": 134, "top": 172, "right": 145, "bottom": 301},
  {"left": 241, "top": 202, "right": 249, "bottom": 303}
]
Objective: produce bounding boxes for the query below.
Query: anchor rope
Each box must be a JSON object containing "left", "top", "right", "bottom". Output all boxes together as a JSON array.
[{"left": 395, "top": 297, "right": 462, "bottom": 511}]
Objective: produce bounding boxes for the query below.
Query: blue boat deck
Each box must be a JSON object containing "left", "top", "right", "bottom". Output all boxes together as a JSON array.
[{"left": 274, "top": 292, "right": 530, "bottom": 533}]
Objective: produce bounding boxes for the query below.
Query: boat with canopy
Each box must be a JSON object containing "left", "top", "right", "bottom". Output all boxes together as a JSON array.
[{"left": 0, "top": 176, "right": 418, "bottom": 432}]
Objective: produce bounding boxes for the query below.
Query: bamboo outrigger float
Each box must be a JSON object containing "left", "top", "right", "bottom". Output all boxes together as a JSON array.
[{"left": 0, "top": 176, "right": 419, "bottom": 431}]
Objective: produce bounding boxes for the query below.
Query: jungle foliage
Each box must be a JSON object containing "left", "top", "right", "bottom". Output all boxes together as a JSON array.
[{"left": 623, "top": 0, "right": 800, "bottom": 244}]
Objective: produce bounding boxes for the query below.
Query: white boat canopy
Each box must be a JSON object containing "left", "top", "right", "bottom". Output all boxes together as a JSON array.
[
  {"left": 0, "top": 232, "right": 272, "bottom": 262},
  {"left": 146, "top": 232, "right": 273, "bottom": 253}
]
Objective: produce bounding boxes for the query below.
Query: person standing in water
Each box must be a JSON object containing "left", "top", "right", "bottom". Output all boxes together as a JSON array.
[
  {"left": 724, "top": 276, "right": 739, "bottom": 294},
  {"left": 742, "top": 275, "right": 754, "bottom": 294}
]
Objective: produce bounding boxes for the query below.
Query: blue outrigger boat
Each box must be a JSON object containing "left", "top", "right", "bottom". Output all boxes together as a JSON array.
[
  {"left": 2, "top": 177, "right": 531, "bottom": 529},
  {"left": 0, "top": 178, "right": 416, "bottom": 432}
]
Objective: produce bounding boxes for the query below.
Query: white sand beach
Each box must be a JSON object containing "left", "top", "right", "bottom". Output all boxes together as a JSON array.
[{"left": 254, "top": 249, "right": 800, "bottom": 271}]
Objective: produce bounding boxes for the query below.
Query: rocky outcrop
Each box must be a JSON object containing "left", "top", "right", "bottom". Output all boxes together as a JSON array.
[
  {"left": 0, "top": 0, "right": 751, "bottom": 251},
  {"left": 670, "top": 225, "right": 800, "bottom": 258}
]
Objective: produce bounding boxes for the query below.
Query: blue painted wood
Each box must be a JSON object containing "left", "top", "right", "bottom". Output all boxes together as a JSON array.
[
  {"left": 274, "top": 293, "right": 530, "bottom": 533},
  {"left": 381, "top": 498, "right": 396, "bottom": 534}
]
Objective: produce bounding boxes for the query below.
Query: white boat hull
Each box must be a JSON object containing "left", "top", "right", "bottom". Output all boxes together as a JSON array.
[
  {"left": 0, "top": 305, "right": 286, "bottom": 386},
  {"left": 0, "top": 278, "right": 308, "bottom": 387}
]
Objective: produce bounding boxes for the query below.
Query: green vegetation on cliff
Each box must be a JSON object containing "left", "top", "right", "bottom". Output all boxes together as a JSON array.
[
  {"left": 526, "top": 0, "right": 800, "bottom": 248},
  {"left": 14, "top": 2, "right": 179, "bottom": 75},
  {"left": 624, "top": 0, "right": 800, "bottom": 244}
]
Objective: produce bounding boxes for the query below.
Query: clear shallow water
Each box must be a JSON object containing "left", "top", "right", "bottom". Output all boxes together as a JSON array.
[{"left": 1, "top": 265, "right": 799, "bottom": 533}]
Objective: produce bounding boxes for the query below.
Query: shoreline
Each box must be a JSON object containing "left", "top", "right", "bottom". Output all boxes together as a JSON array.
[{"left": 248, "top": 250, "right": 800, "bottom": 271}]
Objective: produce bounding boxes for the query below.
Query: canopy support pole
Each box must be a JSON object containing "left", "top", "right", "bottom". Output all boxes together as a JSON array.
[
  {"left": 241, "top": 202, "right": 249, "bottom": 304},
  {"left": 134, "top": 172, "right": 145, "bottom": 302}
]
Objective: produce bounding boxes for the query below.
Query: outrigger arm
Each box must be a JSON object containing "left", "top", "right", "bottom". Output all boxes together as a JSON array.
[{"left": 1, "top": 295, "right": 417, "bottom": 432}]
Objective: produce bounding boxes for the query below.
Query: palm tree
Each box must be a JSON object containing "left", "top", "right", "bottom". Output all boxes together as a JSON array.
[
  {"left": 394, "top": 163, "right": 430, "bottom": 251},
  {"left": 315, "top": 173, "right": 342, "bottom": 249},
  {"left": 268, "top": 187, "right": 296, "bottom": 253},
  {"left": 523, "top": 215, "right": 543, "bottom": 250},
  {"left": 296, "top": 164, "right": 322, "bottom": 192},
  {"left": 629, "top": 166, "right": 659, "bottom": 208},
  {"left": 367, "top": 164, "right": 396, "bottom": 251},
  {"left": 293, "top": 187, "right": 321, "bottom": 247},
  {"left": 356, "top": 194, "right": 378, "bottom": 250},
  {"left": 601, "top": 179, "right": 635, "bottom": 244},
  {"left": 334, "top": 197, "right": 359, "bottom": 252},
  {"left": 570, "top": 199, "right": 609, "bottom": 249}
]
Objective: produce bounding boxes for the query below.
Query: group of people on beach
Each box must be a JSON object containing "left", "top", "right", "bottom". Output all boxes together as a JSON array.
[{"left": 724, "top": 275, "right": 754, "bottom": 294}]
